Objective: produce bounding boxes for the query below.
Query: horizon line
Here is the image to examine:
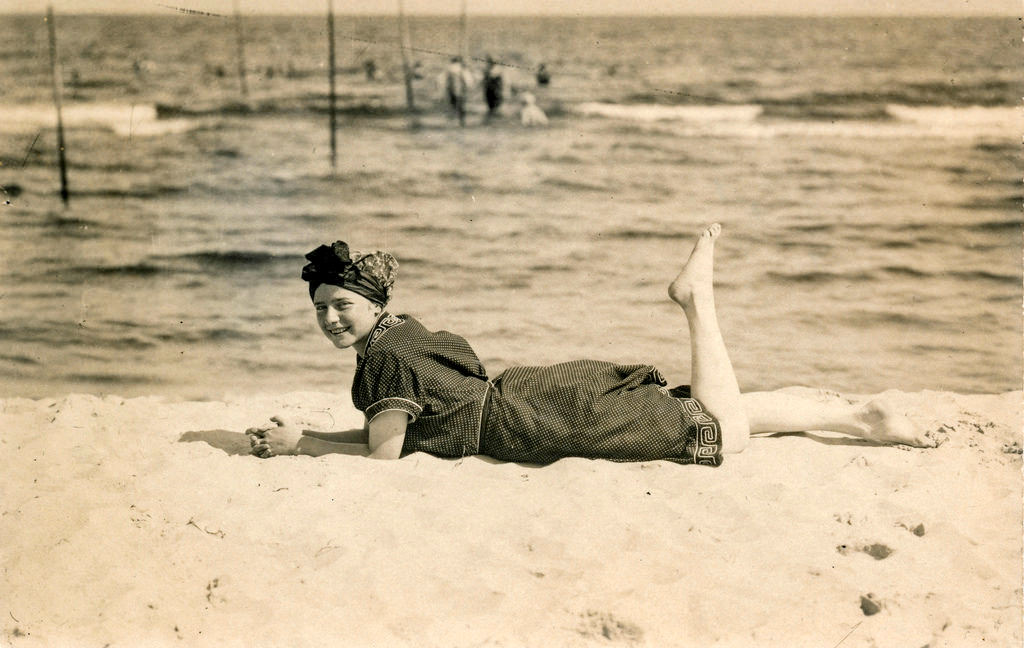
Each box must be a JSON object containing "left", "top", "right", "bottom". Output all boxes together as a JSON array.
[{"left": 1, "top": 10, "right": 1018, "bottom": 17}]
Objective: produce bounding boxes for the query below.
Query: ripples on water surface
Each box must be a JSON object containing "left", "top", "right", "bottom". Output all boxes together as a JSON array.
[{"left": 0, "top": 15, "right": 1020, "bottom": 397}]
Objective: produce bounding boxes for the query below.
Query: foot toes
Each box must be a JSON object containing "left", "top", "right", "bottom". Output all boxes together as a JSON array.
[{"left": 701, "top": 223, "right": 721, "bottom": 239}]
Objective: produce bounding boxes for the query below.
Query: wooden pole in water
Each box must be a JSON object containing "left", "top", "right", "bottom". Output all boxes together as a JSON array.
[
  {"left": 457, "top": 0, "right": 468, "bottom": 126},
  {"left": 397, "top": 0, "right": 416, "bottom": 121},
  {"left": 326, "top": 0, "right": 338, "bottom": 170},
  {"left": 232, "top": 0, "right": 249, "bottom": 98},
  {"left": 45, "top": 5, "right": 69, "bottom": 207}
]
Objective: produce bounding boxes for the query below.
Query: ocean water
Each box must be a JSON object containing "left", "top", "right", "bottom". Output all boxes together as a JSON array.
[{"left": 0, "top": 14, "right": 1020, "bottom": 399}]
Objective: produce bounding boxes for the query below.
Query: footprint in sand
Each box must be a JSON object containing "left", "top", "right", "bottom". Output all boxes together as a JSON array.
[
  {"left": 860, "top": 593, "right": 883, "bottom": 616},
  {"left": 897, "top": 521, "right": 926, "bottom": 537},
  {"left": 835, "top": 542, "right": 894, "bottom": 560},
  {"left": 577, "top": 611, "right": 644, "bottom": 644},
  {"left": 861, "top": 543, "right": 894, "bottom": 560}
]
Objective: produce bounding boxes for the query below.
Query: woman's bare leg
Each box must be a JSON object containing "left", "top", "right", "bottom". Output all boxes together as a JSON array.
[
  {"left": 666, "top": 224, "right": 933, "bottom": 454},
  {"left": 668, "top": 223, "right": 750, "bottom": 454},
  {"left": 742, "top": 391, "right": 934, "bottom": 446}
]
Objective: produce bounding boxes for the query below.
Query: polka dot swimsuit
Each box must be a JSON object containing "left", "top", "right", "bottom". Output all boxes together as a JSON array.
[{"left": 352, "top": 313, "right": 723, "bottom": 466}]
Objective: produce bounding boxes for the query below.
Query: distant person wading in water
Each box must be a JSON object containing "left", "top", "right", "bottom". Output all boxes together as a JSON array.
[
  {"left": 441, "top": 57, "right": 474, "bottom": 119},
  {"left": 482, "top": 56, "right": 504, "bottom": 119},
  {"left": 249, "top": 225, "right": 934, "bottom": 464},
  {"left": 535, "top": 62, "right": 550, "bottom": 86}
]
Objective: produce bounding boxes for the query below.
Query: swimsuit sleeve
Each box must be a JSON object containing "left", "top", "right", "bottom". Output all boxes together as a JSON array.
[{"left": 357, "top": 351, "right": 425, "bottom": 423}]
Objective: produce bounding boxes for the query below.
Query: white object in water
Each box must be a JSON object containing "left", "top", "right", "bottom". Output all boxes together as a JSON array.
[
  {"left": 0, "top": 103, "right": 191, "bottom": 137},
  {"left": 574, "top": 102, "right": 762, "bottom": 123},
  {"left": 520, "top": 92, "right": 548, "bottom": 126}
]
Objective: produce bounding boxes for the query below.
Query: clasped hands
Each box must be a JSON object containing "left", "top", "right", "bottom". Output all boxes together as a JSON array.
[{"left": 248, "top": 415, "right": 303, "bottom": 458}]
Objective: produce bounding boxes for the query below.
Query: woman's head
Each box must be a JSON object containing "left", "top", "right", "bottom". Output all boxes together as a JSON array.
[{"left": 302, "top": 241, "right": 398, "bottom": 352}]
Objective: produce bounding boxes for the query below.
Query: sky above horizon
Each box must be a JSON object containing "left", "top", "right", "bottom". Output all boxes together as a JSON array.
[{"left": 5, "top": 0, "right": 1020, "bottom": 14}]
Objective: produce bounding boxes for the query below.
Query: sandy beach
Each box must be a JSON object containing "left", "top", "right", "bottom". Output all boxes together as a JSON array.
[
  {"left": 2, "top": 387, "right": 1019, "bottom": 647},
  {"left": 1, "top": 6, "right": 1019, "bottom": 647}
]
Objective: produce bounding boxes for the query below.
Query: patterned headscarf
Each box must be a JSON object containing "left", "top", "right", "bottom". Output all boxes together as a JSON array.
[{"left": 301, "top": 241, "right": 398, "bottom": 306}]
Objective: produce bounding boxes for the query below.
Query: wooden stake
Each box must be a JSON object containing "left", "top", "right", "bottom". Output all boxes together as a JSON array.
[
  {"left": 397, "top": 0, "right": 416, "bottom": 121},
  {"left": 326, "top": 0, "right": 337, "bottom": 169},
  {"left": 45, "top": 5, "right": 69, "bottom": 207},
  {"left": 232, "top": 0, "right": 249, "bottom": 98},
  {"left": 457, "top": 0, "right": 468, "bottom": 126}
]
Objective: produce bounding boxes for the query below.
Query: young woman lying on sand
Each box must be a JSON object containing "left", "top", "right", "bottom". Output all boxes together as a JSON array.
[{"left": 248, "top": 224, "right": 933, "bottom": 465}]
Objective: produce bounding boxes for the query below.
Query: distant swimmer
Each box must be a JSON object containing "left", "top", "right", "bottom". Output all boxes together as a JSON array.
[
  {"left": 363, "top": 59, "right": 377, "bottom": 81},
  {"left": 535, "top": 62, "right": 551, "bottom": 86},
  {"left": 441, "top": 57, "right": 474, "bottom": 117},
  {"left": 483, "top": 56, "right": 504, "bottom": 119},
  {"left": 442, "top": 57, "right": 461, "bottom": 111},
  {"left": 520, "top": 91, "right": 548, "bottom": 127}
]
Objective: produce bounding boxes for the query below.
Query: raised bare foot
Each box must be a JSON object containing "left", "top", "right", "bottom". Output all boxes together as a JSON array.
[
  {"left": 668, "top": 223, "right": 721, "bottom": 309},
  {"left": 856, "top": 399, "right": 936, "bottom": 448}
]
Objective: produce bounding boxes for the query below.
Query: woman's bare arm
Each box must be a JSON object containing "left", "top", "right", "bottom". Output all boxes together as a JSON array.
[
  {"left": 295, "top": 411, "right": 406, "bottom": 458},
  {"left": 251, "top": 411, "right": 407, "bottom": 459}
]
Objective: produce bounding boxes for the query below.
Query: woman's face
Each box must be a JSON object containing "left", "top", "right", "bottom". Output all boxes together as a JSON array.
[{"left": 312, "top": 284, "right": 382, "bottom": 353}]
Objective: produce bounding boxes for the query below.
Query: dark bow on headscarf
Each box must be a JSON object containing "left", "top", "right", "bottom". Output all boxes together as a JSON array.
[{"left": 301, "top": 241, "right": 390, "bottom": 306}]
